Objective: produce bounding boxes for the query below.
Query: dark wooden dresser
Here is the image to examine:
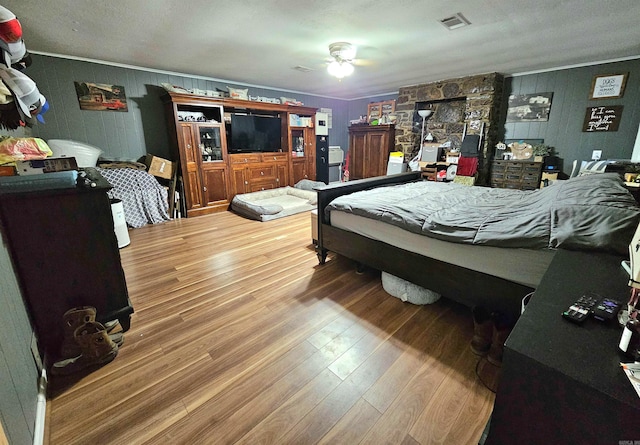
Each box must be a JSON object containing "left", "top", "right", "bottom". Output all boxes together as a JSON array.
[
  {"left": 0, "top": 172, "right": 133, "bottom": 366},
  {"left": 486, "top": 250, "right": 639, "bottom": 444},
  {"left": 490, "top": 160, "right": 543, "bottom": 190}
]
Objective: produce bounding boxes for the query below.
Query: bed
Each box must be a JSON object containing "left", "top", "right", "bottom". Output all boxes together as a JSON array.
[{"left": 315, "top": 172, "right": 640, "bottom": 319}]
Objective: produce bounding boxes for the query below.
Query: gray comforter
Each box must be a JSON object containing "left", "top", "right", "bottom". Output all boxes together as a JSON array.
[{"left": 325, "top": 173, "right": 640, "bottom": 254}]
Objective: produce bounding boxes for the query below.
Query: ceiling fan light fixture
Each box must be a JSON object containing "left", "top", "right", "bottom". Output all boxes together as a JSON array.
[
  {"left": 327, "top": 60, "right": 354, "bottom": 79},
  {"left": 328, "top": 42, "right": 356, "bottom": 78}
]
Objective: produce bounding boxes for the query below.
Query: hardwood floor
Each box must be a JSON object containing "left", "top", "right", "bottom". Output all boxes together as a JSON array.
[{"left": 45, "top": 211, "right": 497, "bottom": 445}]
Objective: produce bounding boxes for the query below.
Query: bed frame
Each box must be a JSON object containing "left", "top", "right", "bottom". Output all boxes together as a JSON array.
[{"left": 315, "top": 172, "right": 534, "bottom": 320}]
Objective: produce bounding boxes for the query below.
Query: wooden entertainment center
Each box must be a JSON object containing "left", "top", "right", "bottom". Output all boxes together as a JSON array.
[{"left": 162, "top": 92, "right": 317, "bottom": 217}]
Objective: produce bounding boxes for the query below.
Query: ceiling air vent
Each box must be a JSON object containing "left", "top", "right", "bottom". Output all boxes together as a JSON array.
[
  {"left": 440, "top": 12, "right": 471, "bottom": 30},
  {"left": 293, "top": 65, "right": 314, "bottom": 73}
]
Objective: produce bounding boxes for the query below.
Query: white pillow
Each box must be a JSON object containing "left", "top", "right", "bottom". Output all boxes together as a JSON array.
[{"left": 228, "top": 87, "right": 248, "bottom": 100}]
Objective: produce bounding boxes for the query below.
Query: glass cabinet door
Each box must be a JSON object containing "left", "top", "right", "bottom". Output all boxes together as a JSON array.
[
  {"left": 291, "top": 128, "right": 305, "bottom": 157},
  {"left": 199, "top": 126, "right": 223, "bottom": 162}
]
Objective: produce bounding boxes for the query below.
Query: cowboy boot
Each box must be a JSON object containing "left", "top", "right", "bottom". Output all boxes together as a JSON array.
[
  {"left": 51, "top": 322, "right": 118, "bottom": 376},
  {"left": 470, "top": 306, "right": 493, "bottom": 356}
]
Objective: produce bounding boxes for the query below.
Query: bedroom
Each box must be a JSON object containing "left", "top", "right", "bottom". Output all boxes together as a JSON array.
[{"left": 1, "top": 1, "right": 640, "bottom": 444}]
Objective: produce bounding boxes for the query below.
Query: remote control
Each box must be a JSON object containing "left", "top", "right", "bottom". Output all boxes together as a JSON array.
[
  {"left": 562, "top": 293, "right": 598, "bottom": 324},
  {"left": 592, "top": 297, "right": 622, "bottom": 322}
]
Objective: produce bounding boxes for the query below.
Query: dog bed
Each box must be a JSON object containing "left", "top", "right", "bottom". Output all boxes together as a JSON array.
[{"left": 231, "top": 186, "right": 317, "bottom": 221}]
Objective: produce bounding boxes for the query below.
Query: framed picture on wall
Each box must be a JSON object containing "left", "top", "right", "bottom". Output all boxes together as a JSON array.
[
  {"left": 506, "top": 92, "right": 553, "bottom": 122},
  {"left": 589, "top": 73, "right": 628, "bottom": 100},
  {"left": 367, "top": 102, "right": 381, "bottom": 122},
  {"left": 74, "top": 81, "right": 128, "bottom": 112}
]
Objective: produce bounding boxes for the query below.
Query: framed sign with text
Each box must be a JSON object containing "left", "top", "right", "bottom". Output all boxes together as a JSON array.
[
  {"left": 582, "top": 105, "right": 623, "bottom": 132},
  {"left": 589, "top": 73, "right": 628, "bottom": 100}
]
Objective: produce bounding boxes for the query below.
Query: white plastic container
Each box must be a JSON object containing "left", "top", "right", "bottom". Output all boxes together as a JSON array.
[
  {"left": 47, "top": 139, "right": 102, "bottom": 167},
  {"left": 110, "top": 199, "right": 130, "bottom": 248}
]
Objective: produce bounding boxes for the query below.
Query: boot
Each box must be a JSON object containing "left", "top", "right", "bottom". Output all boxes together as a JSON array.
[
  {"left": 60, "top": 306, "right": 97, "bottom": 359},
  {"left": 470, "top": 306, "right": 493, "bottom": 356},
  {"left": 487, "top": 324, "right": 512, "bottom": 366},
  {"left": 60, "top": 307, "right": 124, "bottom": 360},
  {"left": 51, "top": 322, "right": 118, "bottom": 376}
]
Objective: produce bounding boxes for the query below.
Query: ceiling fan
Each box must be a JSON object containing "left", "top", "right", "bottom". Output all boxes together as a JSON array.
[{"left": 327, "top": 42, "right": 357, "bottom": 79}]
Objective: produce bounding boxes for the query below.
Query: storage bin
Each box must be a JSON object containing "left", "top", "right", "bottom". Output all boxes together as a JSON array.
[{"left": 47, "top": 139, "right": 102, "bottom": 167}]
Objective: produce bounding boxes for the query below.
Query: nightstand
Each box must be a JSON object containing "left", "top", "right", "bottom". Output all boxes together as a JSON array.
[{"left": 486, "top": 250, "right": 639, "bottom": 444}]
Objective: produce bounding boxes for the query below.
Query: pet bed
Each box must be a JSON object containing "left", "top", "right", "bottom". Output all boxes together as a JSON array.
[{"left": 231, "top": 186, "right": 317, "bottom": 221}]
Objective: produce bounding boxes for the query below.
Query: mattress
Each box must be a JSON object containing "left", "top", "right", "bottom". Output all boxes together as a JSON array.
[{"left": 330, "top": 210, "right": 555, "bottom": 288}]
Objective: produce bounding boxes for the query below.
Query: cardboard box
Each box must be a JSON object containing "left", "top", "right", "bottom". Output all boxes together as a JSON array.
[{"left": 145, "top": 155, "right": 175, "bottom": 180}]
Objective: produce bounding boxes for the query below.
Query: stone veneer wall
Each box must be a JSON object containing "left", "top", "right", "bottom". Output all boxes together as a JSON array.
[{"left": 394, "top": 72, "right": 504, "bottom": 184}]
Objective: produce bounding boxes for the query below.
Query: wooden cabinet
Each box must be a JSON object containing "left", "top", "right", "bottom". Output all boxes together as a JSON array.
[
  {"left": 491, "top": 160, "right": 543, "bottom": 190},
  {"left": 290, "top": 126, "right": 316, "bottom": 184},
  {"left": 163, "top": 92, "right": 317, "bottom": 216},
  {"left": 0, "top": 178, "right": 133, "bottom": 364},
  {"left": 230, "top": 153, "right": 289, "bottom": 194},
  {"left": 167, "top": 101, "right": 230, "bottom": 217},
  {"left": 348, "top": 125, "right": 395, "bottom": 180}
]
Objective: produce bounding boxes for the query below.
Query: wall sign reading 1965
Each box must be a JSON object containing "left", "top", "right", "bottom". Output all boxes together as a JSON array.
[{"left": 582, "top": 105, "right": 623, "bottom": 132}]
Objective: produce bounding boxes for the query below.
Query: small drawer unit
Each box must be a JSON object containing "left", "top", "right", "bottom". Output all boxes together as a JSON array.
[{"left": 491, "top": 160, "right": 543, "bottom": 190}]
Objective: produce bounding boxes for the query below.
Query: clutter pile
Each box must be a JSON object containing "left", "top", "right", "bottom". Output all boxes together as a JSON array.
[
  {"left": 0, "top": 5, "right": 48, "bottom": 131},
  {"left": 50, "top": 306, "right": 124, "bottom": 376}
]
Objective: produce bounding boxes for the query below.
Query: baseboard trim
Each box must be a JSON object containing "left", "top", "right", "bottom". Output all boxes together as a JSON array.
[{"left": 33, "top": 369, "right": 47, "bottom": 445}]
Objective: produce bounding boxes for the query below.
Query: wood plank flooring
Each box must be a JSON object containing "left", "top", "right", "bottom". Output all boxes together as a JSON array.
[{"left": 45, "top": 211, "right": 498, "bottom": 445}]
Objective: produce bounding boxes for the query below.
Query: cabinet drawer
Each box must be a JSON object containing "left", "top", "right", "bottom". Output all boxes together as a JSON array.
[
  {"left": 522, "top": 172, "right": 540, "bottom": 182},
  {"left": 503, "top": 181, "right": 522, "bottom": 189},
  {"left": 261, "top": 152, "right": 288, "bottom": 163},
  {"left": 249, "top": 165, "right": 276, "bottom": 180},
  {"left": 230, "top": 153, "right": 262, "bottom": 164},
  {"left": 523, "top": 164, "right": 542, "bottom": 174},
  {"left": 250, "top": 180, "right": 278, "bottom": 192},
  {"left": 506, "top": 163, "right": 524, "bottom": 172},
  {"left": 492, "top": 160, "right": 508, "bottom": 170}
]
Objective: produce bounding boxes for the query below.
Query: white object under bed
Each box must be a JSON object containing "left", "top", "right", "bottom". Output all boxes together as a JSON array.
[{"left": 329, "top": 210, "right": 556, "bottom": 288}]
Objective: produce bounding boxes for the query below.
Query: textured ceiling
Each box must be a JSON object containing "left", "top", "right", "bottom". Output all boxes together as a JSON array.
[{"left": 5, "top": 0, "right": 640, "bottom": 99}]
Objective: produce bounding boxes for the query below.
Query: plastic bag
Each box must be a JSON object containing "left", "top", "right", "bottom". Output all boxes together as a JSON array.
[{"left": 0, "top": 137, "right": 52, "bottom": 164}]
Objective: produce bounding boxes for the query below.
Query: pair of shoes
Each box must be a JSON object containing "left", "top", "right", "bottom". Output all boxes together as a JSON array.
[
  {"left": 470, "top": 307, "right": 512, "bottom": 367},
  {"left": 51, "top": 306, "right": 123, "bottom": 376},
  {"left": 59, "top": 306, "right": 124, "bottom": 359},
  {"left": 51, "top": 321, "right": 118, "bottom": 376}
]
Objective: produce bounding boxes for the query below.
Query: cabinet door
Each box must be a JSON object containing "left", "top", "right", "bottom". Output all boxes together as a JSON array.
[
  {"left": 275, "top": 162, "right": 289, "bottom": 187},
  {"left": 178, "top": 123, "right": 204, "bottom": 210},
  {"left": 349, "top": 131, "right": 367, "bottom": 180},
  {"left": 304, "top": 128, "right": 316, "bottom": 180},
  {"left": 292, "top": 157, "right": 307, "bottom": 184},
  {"left": 231, "top": 165, "right": 249, "bottom": 195},
  {"left": 202, "top": 164, "right": 229, "bottom": 206},
  {"left": 365, "top": 131, "right": 389, "bottom": 177}
]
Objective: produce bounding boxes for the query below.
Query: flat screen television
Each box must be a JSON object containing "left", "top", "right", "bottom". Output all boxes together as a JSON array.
[{"left": 229, "top": 114, "right": 282, "bottom": 153}]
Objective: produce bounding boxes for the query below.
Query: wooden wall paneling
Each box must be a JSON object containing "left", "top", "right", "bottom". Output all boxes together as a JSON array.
[
  {"left": 0, "top": 243, "right": 38, "bottom": 445},
  {"left": 504, "top": 58, "right": 640, "bottom": 173}
]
